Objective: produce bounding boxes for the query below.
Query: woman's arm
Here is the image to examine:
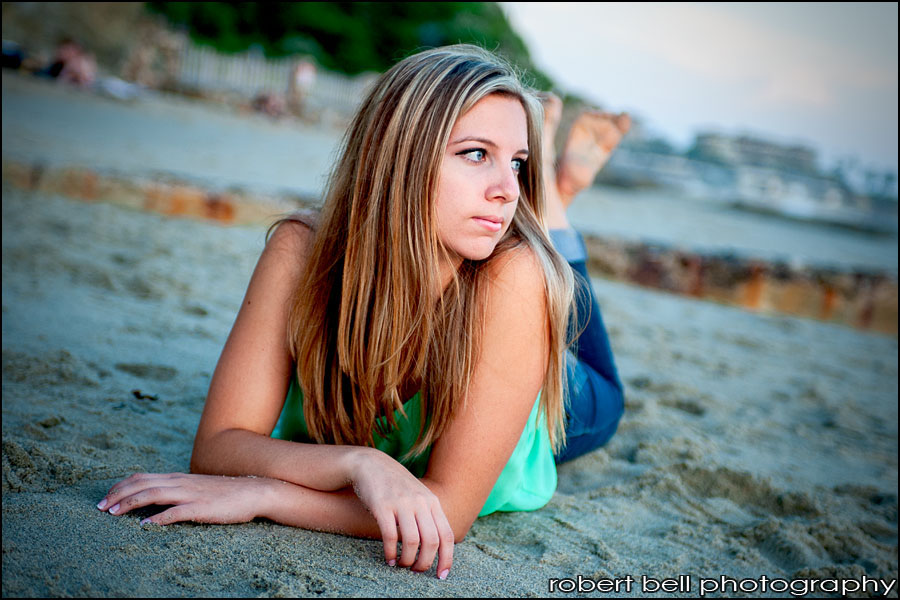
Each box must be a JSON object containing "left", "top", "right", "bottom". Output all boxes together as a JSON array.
[
  {"left": 189, "top": 219, "right": 343, "bottom": 486},
  {"left": 186, "top": 223, "right": 393, "bottom": 491},
  {"left": 419, "top": 246, "right": 551, "bottom": 540},
  {"left": 100, "top": 221, "right": 455, "bottom": 574}
]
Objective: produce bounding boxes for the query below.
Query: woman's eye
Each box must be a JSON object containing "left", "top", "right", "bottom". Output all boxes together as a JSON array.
[
  {"left": 460, "top": 149, "right": 486, "bottom": 163},
  {"left": 511, "top": 158, "right": 526, "bottom": 173}
]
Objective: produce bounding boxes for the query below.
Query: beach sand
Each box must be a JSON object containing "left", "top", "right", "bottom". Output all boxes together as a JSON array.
[{"left": 2, "top": 181, "right": 897, "bottom": 597}]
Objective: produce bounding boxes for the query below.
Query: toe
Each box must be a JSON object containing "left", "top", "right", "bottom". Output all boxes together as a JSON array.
[{"left": 614, "top": 112, "right": 631, "bottom": 134}]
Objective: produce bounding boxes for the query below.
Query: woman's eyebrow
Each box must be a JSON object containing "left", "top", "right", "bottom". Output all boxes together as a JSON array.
[{"left": 450, "top": 136, "right": 529, "bottom": 156}]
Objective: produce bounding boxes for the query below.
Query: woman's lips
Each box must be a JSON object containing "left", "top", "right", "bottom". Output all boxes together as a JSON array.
[{"left": 473, "top": 216, "right": 503, "bottom": 232}]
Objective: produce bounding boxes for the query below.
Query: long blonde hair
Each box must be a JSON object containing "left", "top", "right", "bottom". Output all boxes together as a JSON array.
[{"left": 273, "top": 44, "right": 574, "bottom": 457}]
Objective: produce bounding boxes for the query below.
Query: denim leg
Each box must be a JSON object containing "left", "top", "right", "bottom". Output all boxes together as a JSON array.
[
  {"left": 555, "top": 350, "right": 624, "bottom": 463},
  {"left": 549, "top": 229, "right": 625, "bottom": 464}
]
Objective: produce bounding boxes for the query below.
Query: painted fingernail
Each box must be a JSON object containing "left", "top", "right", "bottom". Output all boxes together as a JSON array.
[
  {"left": 97, "top": 499, "right": 107, "bottom": 510},
  {"left": 439, "top": 569, "right": 449, "bottom": 580},
  {"left": 387, "top": 559, "right": 396, "bottom": 567},
  {"left": 108, "top": 503, "right": 120, "bottom": 515},
  {"left": 140, "top": 518, "right": 152, "bottom": 526}
]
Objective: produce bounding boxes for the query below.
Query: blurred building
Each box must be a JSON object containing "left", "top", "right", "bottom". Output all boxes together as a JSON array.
[
  {"left": 599, "top": 127, "right": 897, "bottom": 234},
  {"left": 689, "top": 133, "right": 819, "bottom": 175}
]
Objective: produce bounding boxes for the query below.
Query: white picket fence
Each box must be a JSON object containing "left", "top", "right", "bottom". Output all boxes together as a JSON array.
[{"left": 175, "top": 44, "right": 374, "bottom": 117}]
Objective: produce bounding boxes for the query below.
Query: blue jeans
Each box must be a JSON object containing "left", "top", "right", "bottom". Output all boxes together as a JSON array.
[{"left": 550, "top": 229, "right": 625, "bottom": 464}]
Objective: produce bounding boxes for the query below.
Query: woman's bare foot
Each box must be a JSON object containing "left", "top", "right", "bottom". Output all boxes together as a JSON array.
[
  {"left": 556, "top": 110, "right": 631, "bottom": 208},
  {"left": 538, "top": 92, "right": 570, "bottom": 230}
]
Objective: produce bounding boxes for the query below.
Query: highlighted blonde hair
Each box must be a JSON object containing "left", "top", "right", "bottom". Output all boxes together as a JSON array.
[{"left": 274, "top": 44, "right": 574, "bottom": 457}]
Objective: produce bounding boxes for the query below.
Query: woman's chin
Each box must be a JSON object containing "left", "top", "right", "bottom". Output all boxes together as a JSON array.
[
  {"left": 462, "top": 243, "right": 501, "bottom": 262},
  {"left": 441, "top": 236, "right": 504, "bottom": 265}
]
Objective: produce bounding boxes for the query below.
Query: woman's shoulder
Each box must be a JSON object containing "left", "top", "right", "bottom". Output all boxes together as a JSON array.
[
  {"left": 266, "top": 212, "right": 317, "bottom": 257},
  {"left": 479, "top": 244, "right": 549, "bottom": 336},
  {"left": 250, "top": 213, "right": 318, "bottom": 294},
  {"left": 485, "top": 243, "right": 546, "bottom": 297}
]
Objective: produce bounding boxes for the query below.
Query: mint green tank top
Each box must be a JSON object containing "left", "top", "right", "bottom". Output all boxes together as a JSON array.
[{"left": 271, "top": 376, "right": 557, "bottom": 516}]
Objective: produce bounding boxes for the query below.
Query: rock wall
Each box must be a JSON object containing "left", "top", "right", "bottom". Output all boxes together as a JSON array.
[{"left": 584, "top": 235, "right": 897, "bottom": 335}]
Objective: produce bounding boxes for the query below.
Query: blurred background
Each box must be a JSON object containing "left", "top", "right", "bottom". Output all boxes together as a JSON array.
[{"left": 2, "top": 1, "right": 897, "bottom": 334}]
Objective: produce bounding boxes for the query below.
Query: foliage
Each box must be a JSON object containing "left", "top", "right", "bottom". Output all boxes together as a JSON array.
[{"left": 145, "top": 2, "right": 554, "bottom": 89}]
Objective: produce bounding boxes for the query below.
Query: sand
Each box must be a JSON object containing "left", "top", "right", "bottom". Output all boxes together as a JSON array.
[{"left": 2, "top": 182, "right": 897, "bottom": 597}]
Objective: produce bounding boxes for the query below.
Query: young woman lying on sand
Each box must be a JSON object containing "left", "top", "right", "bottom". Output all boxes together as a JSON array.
[{"left": 97, "top": 44, "right": 630, "bottom": 580}]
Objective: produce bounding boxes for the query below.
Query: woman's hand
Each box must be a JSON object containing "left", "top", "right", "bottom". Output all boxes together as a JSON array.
[
  {"left": 97, "top": 472, "right": 273, "bottom": 525},
  {"left": 348, "top": 448, "right": 454, "bottom": 579}
]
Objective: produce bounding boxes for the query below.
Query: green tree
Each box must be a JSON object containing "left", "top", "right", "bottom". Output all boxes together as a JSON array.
[{"left": 146, "top": 2, "right": 553, "bottom": 89}]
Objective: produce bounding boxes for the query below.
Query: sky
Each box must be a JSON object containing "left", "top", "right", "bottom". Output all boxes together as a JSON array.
[{"left": 501, "top": 2, "right": 898, "bottom": 182}]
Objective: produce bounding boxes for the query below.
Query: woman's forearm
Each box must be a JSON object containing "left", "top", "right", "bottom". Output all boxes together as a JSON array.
[
  {"left": 98, "top": 469, "right": 455, "bottom": 575},
  {"left": 193, "top": 428, "right": 470, "bottom": 545},
  {"left": 259, "top": 478, "right": 383, "bottom": 539},
  {"left": 191, "top": 427, "right": 367, "bottom": 493},
  {"left": 96, "top": 471, "right": 384, "bottom": 540}
]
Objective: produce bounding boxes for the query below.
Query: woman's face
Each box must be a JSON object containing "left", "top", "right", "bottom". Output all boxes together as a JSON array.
[{"left": 434, "top": 93, "right": 529, "bottom": 266}]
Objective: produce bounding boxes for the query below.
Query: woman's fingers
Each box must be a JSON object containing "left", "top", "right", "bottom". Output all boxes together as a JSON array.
[
  {"left": 103, "top": 485, "right": 183, "bottom": 516},
  {"left": 411, "top": 510, "right": 440, "bottom": 573},
  {"left": 346, "top": 449, "right": 455, "bottom": 577},
  {"left": 97, "top": 472, "right": 265, "bottom": 525},
  {"left": 101, "top": 472, "right": 180, "bottom": 505},
  {"left": 432, "top": 505, "right": 455, "bottom": 579},
  {"left": 99, "top": 473, "right": 180, "bottom": 513},
  {"left": 372, "top": 507, "right": 401, "bottom": 566},
  {"left": 139, "top": 503, "right": 197, "bottom": 526},
  {"left": 382, "top": 501, "right": 454, "bottom": 578},
  {"left": 395, "top": 510, "right": 421, "bottom": 568}
]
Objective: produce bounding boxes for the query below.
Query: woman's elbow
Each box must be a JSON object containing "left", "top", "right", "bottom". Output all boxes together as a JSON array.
[
  {"left": 436, "top": 502, "right": 474, "bottom": 544},
  {"left": 453, "top": 519, "right": 474, "bottom": 544},
  {"left": 423, "top": 480, "right": 476, "bottom": 543},
  {"left": 189, "top": 446, "right": 212, "bottom": 475},
  {"left": 189, "top": 429, "right": 225, "bottom": 474}
]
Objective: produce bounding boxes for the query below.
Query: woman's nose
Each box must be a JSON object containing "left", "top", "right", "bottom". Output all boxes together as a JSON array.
[{"left": 488, "top": 164, "right": 519, "bottom": 203}]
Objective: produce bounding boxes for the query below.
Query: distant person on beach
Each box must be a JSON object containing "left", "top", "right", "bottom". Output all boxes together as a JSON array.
[
  {"left": 37, "top": 37, "right": 96, "bottom": 88},
  {"left": 287, "top": 58, "right": 316, "bottom": 118},
  {"left": 251, "top": 91, "right": 288, "bottom": 118},
  {"left": 98, "top": 45, "right": 630, "bottom": 579},
  {"left": 2, "top": 40, "right": 26, "bottom": 70}
]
